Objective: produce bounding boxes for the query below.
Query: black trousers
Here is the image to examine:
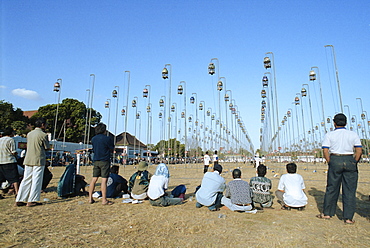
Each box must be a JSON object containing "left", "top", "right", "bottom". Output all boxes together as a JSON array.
[{"left": 323, "top": 155, "right": 358, "bottom": 220}]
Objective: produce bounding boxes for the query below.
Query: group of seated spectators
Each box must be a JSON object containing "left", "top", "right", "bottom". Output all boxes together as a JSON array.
[{"left": 196, "top": 162, "right": 307, "bottom": 212}]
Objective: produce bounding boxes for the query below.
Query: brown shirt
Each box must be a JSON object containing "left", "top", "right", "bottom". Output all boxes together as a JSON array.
[{"left": 24, "top": 128, "right": 50, "bottom": 166}]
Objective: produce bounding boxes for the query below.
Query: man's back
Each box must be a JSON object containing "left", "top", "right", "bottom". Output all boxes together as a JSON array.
[
  {"left": 0, "top": 136, "right": 17, "bottom": 164},
  {"left": 91, "top": 134, "right": 114, "bottom": 161},
  {"left": 24, "top": 128, "right": 49, "bottom": 166},
  {"left": 196, "top": 171, "right": 225, "bottom": 206},
  {"left": 226, "top": 179, "right": 252, "bottom": 205},
  {"left": 278, "top": 173, "right": 307, "bottom": 207}
]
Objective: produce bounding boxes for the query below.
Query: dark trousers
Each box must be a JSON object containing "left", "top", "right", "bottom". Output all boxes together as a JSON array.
[
  {"left": 203, "top": 165, "right": 209, "bottom": 174},
  {"left": 323, "top": 155, "right": 358, "bottom": 220}
]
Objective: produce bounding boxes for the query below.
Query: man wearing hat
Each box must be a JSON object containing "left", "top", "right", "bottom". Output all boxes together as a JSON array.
[
  {"left": 196, "top": 164, "right": 226, "bottom": 211},
  {"left": 317, "top": 113, "right": 362, "bottom": 224},
  {"left": 128, "top": 161, "right": 152, "bottom": 200}
]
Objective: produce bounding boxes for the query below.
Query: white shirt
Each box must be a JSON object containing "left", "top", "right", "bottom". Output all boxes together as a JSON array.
[
  {"left": 212, "top": 154, "right": 218, "bottom": 162},
  {"left": 147, "top": 175, "right": 168, "bottom": 200},
  {"left": 204, "top": 154, "right": 211, "bottom": 165},
  {"left": 278, "top": 173, "right": 307, "bottom": 207},
  {"left": 196, "top": 171, "right": 225, "bottom": 206},
  {"left": 322, "top": 127, "right": 362, "bottom": 154}
]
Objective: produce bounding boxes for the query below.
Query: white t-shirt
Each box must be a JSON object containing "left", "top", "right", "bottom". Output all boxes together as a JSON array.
[
  {"left": 212, "top": 154, "right": 218, "bottom": 162},
  {"left": 147, "top": 175, "right": 168, "bottom": 200},
  {"left": 278, "top": 173, "right": 307, "bottom": 207},
  {"left": 322, "top": 127, "right": 362, "bottom": 154},
  {"left": 204, "top": 154, "right": 211, "bottom": 165}
]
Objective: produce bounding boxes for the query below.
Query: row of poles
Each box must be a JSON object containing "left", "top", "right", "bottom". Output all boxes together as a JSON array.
[
  {"left": 51, "top": 63, "right": 254, "bottom": 162},
  {"left": 260, "top": 45, "right": 369, "bottom": 160}
]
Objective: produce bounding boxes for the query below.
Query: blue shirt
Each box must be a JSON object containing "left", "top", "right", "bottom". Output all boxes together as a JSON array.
[
  {"left": 107, "top": 173, "right": 127, "bottom": 198},
  {"left": 196, "top": 171, "right": 225, "bottom": 206},
  {"left": 91, "top": 134, "right": 114, "bottom": 161}
]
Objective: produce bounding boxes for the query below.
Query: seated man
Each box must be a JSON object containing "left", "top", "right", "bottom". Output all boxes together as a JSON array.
[
  {"left": 196, "top": 164, "right": 225, "bottom": 211},
  {"left": 107, "top": 165, "right": 128, "bottom": 198},
  {"left": 275, "top": 163, "right": 307, "bottom": 211},
  {"left": 250, "top": 164, "right": 273, "bottom": 209},
  {"left": 221, "top": 169, "right": 257, "bottom": 213}
]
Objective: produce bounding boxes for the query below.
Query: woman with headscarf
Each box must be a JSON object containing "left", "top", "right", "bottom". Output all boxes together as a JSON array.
[{"left": 147, "top": 163, "right": 184, "bottom": 207}]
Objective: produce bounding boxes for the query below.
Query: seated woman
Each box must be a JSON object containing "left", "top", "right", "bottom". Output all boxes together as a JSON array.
[
  {"left": 147, "top": 163, "right": 184, "bottom": 207},
  {"left": 128, "top": 161, "right": 151, "bottom": 200}
]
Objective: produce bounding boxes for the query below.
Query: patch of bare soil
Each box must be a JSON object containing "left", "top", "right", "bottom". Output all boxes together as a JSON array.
[{"left": 1, "top": 162, "right": 370, "bottom": 247}]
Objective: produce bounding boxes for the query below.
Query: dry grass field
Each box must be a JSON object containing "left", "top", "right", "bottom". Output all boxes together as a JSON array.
[{"left": 1, "top": 162, "right": 370, "bottom": 248}]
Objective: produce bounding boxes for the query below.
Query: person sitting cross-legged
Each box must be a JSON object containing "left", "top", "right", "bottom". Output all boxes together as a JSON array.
[
  {"left": 250, "top": 164, "right": 273, "bottom": 209},
  {"left": 147, "top": 163, "right": 183, "bottom": 207},
  {"left": 221, "top": 169, "right": 257, "bottom": 213},
  {"left": 195, "top": 164, "right": 225, "bottom": 211},
  {"left": 275, "top": 163, "right": 307, "bottom": 211}
]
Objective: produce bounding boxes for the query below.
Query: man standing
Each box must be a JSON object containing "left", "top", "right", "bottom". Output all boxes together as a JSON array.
[
  {"left": 221, "top": 169, "right": 257, "bottom": 213},
  {"left": 0, "top": 127, "right": 20, "bottom": 196},
  {"left": 212, "top": 150, "right": 219, "bottom": 165},
  {"left": 203, "top": 151, "right": 211, "bottom": 174},
  {"left": 88, "top": 123, "right": 114, "bottom": 205},
  {"left": 316, "top": 113, "right": 362, "bottom": 224},
  {"left": 16, "top": 118, "right": 49, "bottom": 207},
  {"left": 196, "top": 164, "right": 225, "bottom": 211}
]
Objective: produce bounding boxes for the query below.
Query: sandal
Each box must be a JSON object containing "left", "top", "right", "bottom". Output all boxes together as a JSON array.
[
  {"left": 102, "top": 200, "right": 114, "bottom": 205},
  {"left": 88, "top": 200, "right": 96, "bottom": 204},
  {"left": 281, "top": 205, "right": 291, "bottom": 211},
  {"left": 316, "top": 213, "right": 331, "bottom": 220}
]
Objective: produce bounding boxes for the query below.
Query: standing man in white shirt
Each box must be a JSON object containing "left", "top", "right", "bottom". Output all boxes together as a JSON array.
[
  {"left": 316, "top": 113, "right": 362, "bottom": 224},
  {"left": 212, "top": 150, "right": 219, "bottom": 165},
  {"left": 203, "top": 151, "right": 211, "bottom": 174}
]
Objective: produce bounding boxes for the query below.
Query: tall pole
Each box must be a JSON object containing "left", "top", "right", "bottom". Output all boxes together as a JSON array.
[
  {"left": 144, "top": 85, "right": 151, "bottom": 161},
  {"left": 325, "top": 45, "right": 343, "bottom": 113},
  {"left": 162, "top": 64, "right": 172, "bottom": 164},
  {"left": 302, "top": 84, "right": 315, "bottom": 151},
  {"left": 84, "top": 89, "right": 90, "bottom": 150},
  {"left": 133, "top": 96, "right": 138, "bottom": 160},
  {"left": 124, "top": 71, "right": 131, "bottom": 159},
  {"left": 105, "top": 99, "right": 111, "bottom": 136},
  {"left": 310, "top": 67, "right": 326, "bottom": 133},
  {"left": 52, "top": 78, "right": 62, "bottom": 167},
  {"left": 178, "top": 81, "right": 187, "bottom": 162},
  {"left": 112, "top": 86, "right": 119, "bottom": 154},
  {"left": 87, "top": 74, "right": 95, "bottom": 148}
]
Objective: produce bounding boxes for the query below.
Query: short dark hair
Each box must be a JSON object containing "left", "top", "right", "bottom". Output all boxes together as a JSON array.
[
  {"left": 257, "top": 164, "right": 267, "bottom": 177},
  {"left": 95, "top": 123, "right": 107, "bottom": 135},
  {"left": 35, "top": 117, "right": 47, "bottom": 128},
  {"left": 110, "top": 165, "right": 119, "bottom": 174},
  {"left": 333, "top": 113, "right": 347, "bottom": 126},
  {"left": 213, "top": 163, "right": 222, "bottom": 173},
  {"left": 232, "top": 169, "right": 241, "bottom": 179},
  {"left": 3, "top": 127, "right": 14, "bottom": 136},
  {"left": 214, "top": 150, "right": 217, "bottom": 154},
  {"left": 286, "top": 163, "right": 297, "bottom": 174}
]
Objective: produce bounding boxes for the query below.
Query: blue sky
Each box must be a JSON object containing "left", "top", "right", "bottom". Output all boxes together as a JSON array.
[{"left": 1, "top": 0, "right": 369, "bottom": 151}]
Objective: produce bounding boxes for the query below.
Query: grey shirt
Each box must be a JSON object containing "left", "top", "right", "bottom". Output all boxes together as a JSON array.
[{"left": 225, "top": 179, "right": 253, "bottom": 205}]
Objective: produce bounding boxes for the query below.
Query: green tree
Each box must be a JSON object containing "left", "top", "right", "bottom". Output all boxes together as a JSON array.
[
  {"left": 32, "top": 98, "right": 101, "bottom": 143},
  {"left": 0, "top": 100, "right": 29, "bottom": 135},
  {"left": 153, "top": 138, "right": 185, "bottom": 157}
]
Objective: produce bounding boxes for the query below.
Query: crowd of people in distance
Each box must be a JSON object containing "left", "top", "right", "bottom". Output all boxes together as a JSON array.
[{"left": 0, "top": 113, "right": 364, "bottom": 225}]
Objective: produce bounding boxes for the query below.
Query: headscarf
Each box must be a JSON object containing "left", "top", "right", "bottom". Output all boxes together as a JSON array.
[{"left": 154, "top": 163, "right": 170, "bottom": 178}]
